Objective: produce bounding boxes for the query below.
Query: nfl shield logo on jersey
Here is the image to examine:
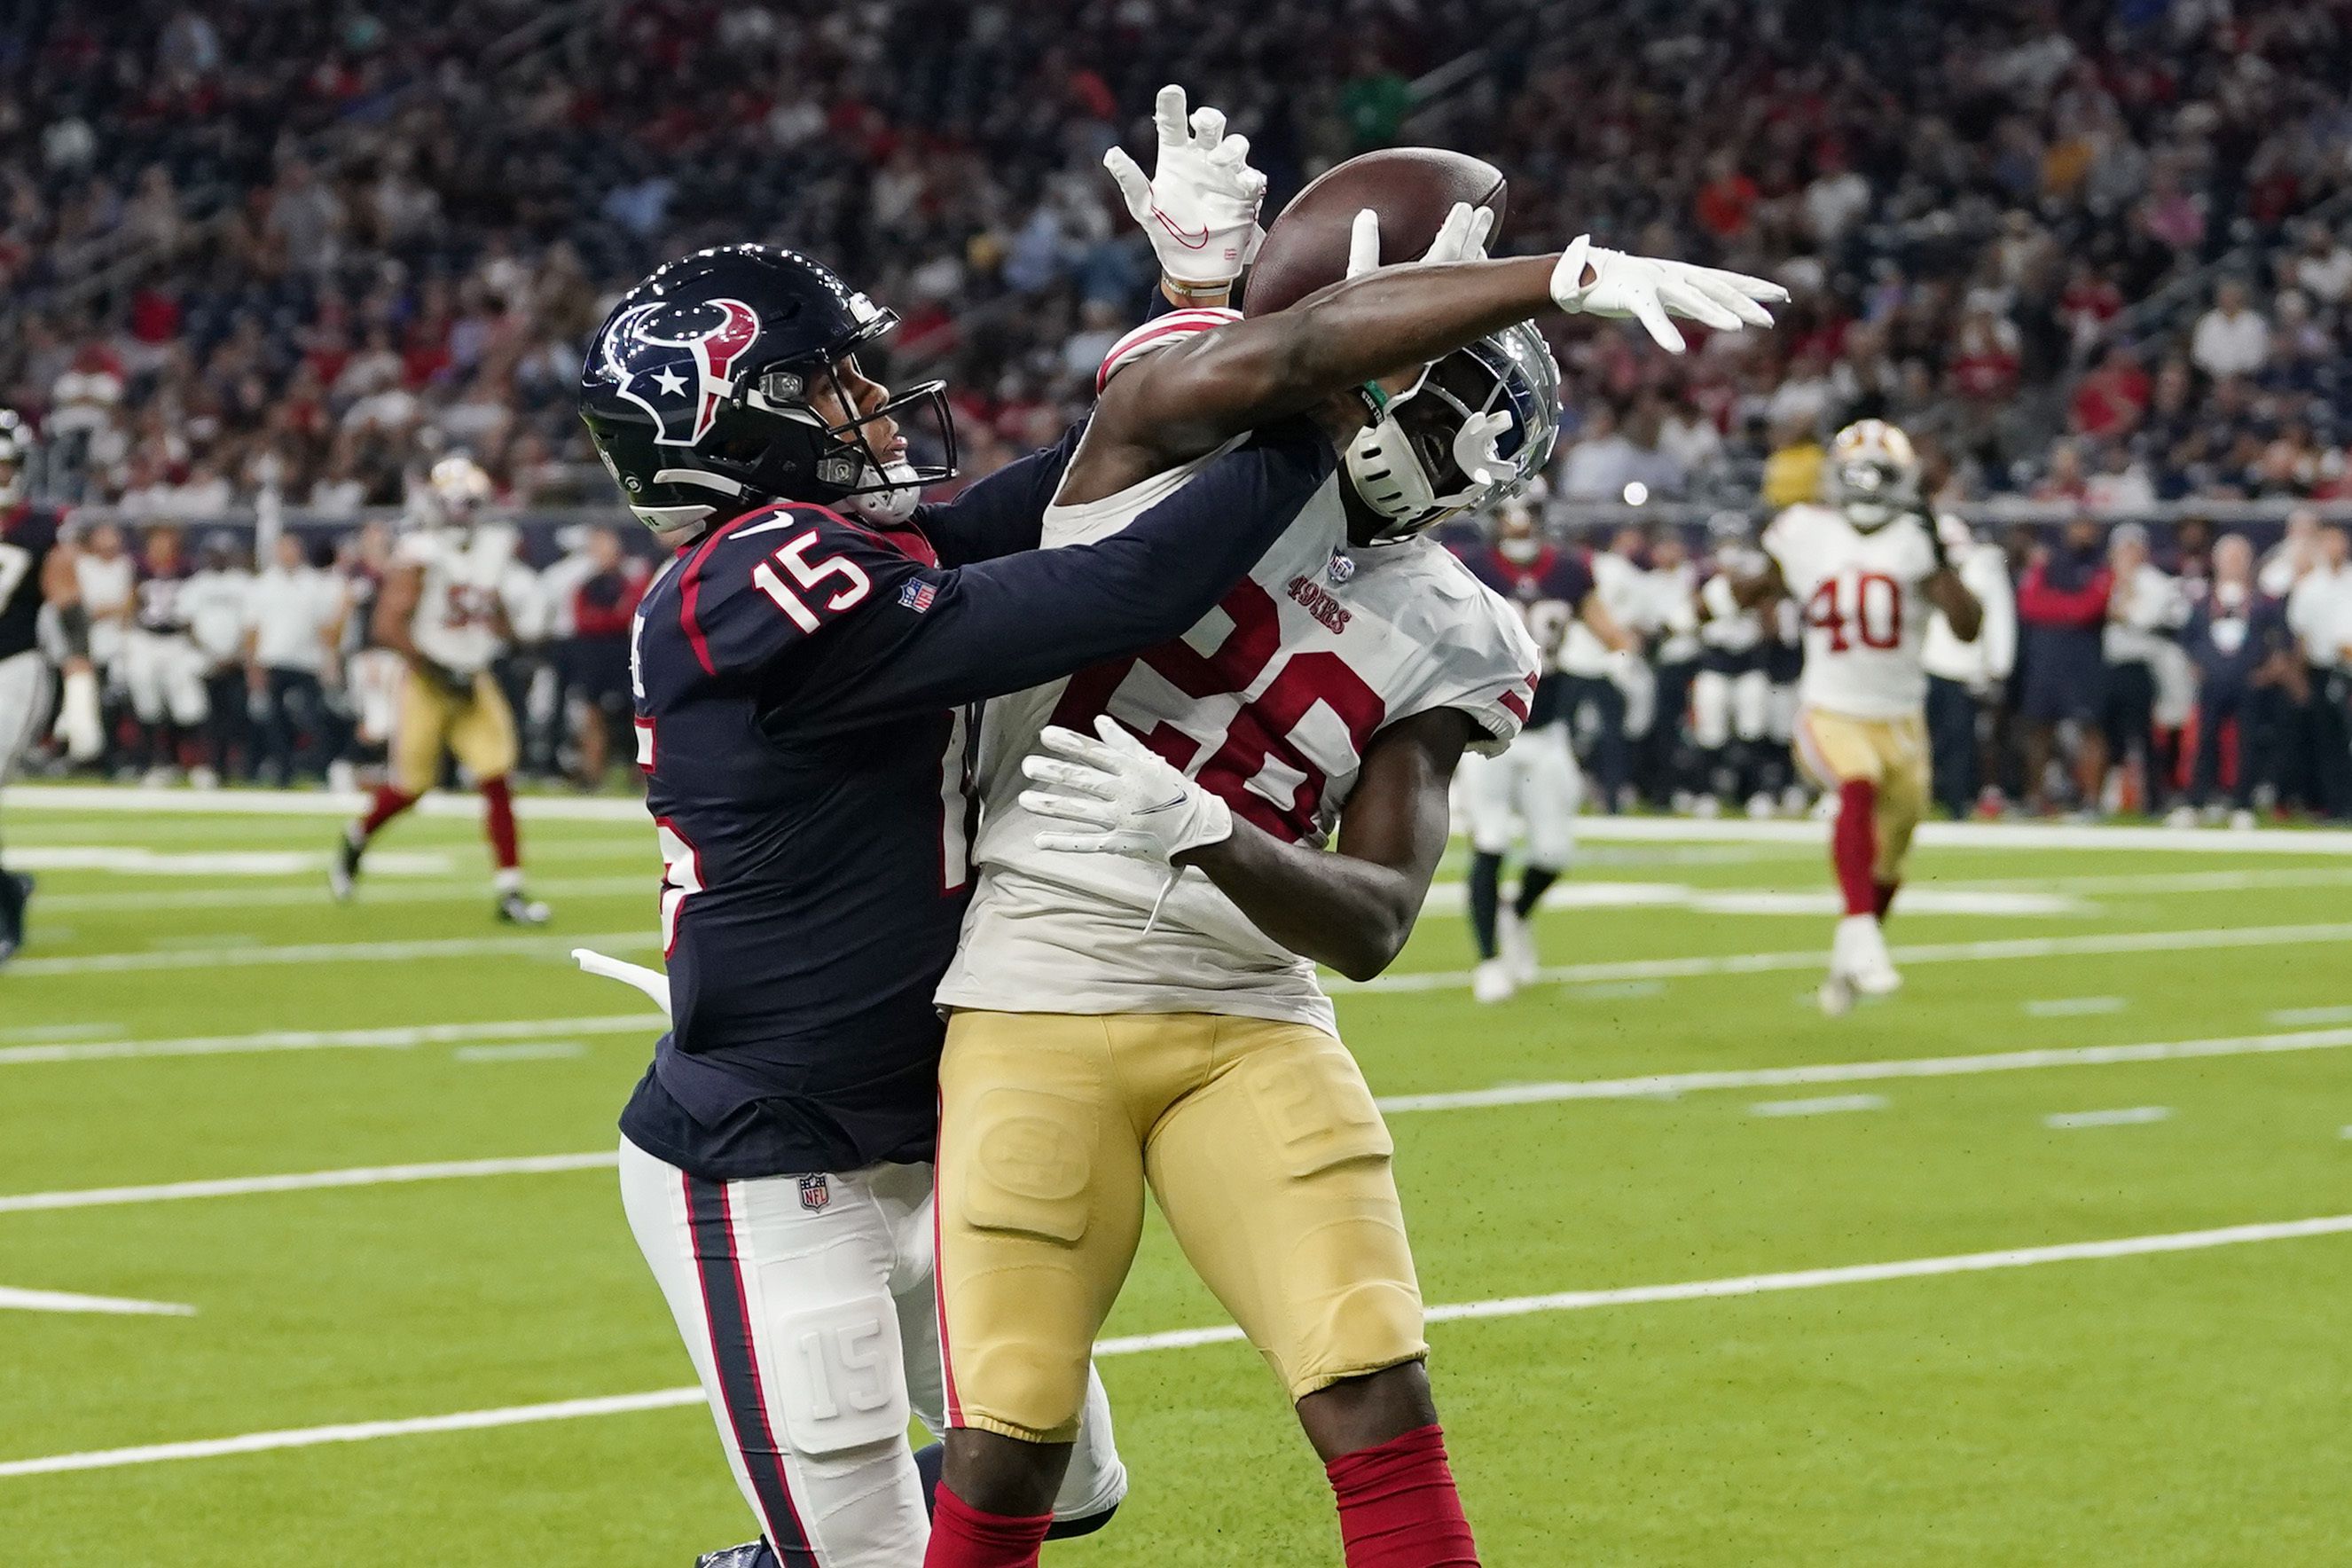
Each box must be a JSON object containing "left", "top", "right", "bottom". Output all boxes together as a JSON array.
[{"left": 798, "top": 1174, "right": 832, "bottom": 1213}]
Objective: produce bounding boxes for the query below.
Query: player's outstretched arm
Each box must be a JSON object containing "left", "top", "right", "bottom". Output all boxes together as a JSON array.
[
  {"left": 1072, "top": 229, "right": 1785, "bottom": 500},
  {"left": 732, "top": 420, "right": 1337, "bottom": 733},
  {"left": 1924, "top": 521, "right": 1986, "bottom": 641},
  {"left": 1022, "top": 708, "right": 1470, "bottom": 981}
]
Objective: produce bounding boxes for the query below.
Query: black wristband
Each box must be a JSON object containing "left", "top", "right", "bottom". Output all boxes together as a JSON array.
[{"left": 57, "top": 602, "right": 90, "bottom": 658}]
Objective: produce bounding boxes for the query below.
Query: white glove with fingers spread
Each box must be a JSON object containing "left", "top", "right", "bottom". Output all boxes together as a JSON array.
[
  {"left": 1344, "top": 200, "right": 1495, "bottom": 278},
  {"left": 1020, "top": 716, "right": 1233, "bottom": 867},
  {"left": 1549, "top": 236, "right": 1788, "bottom": 353},
  {"left": 1104, "top": 83, "right": 1266, "bottom": 291}
]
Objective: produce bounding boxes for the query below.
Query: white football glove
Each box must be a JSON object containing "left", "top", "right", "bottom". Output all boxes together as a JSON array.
[
  {"left": 1549, "top": 237, "right": 1788, "bottom": 353},
  {"left": 1345, "top": 200, "right": 1495, "bottom": 278},
  {"left": 1020, "top": 716, "right": 1233, "bottom": 867},
  {"left": 1104, "top": 84, "right": 1266, "bottom": 291},
  {"left": 572, "top": 947, "right": 672, "bottom": 1018},
  {"left": 54, "top": 666, "right": 103, "bottom": 762}
]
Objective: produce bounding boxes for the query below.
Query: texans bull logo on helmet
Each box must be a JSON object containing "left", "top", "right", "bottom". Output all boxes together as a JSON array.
[{"left": 600, "top": 297, "right": 764, "bottom": 446}]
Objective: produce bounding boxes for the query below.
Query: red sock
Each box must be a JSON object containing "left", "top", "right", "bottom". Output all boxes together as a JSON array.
[
  {"left": 921, "top": 1483, "right": 1051, "bottom": 1568},
  {"left": 1874, "top": 880, "right": 1900, "bottom": 921},
  {"left": 1327, "top": 1424, "right": 1481, "bottom": 1568},
  {"left": 358, "top": 785, "right": 416, "bottom": 839},
  {"left": 1832, "top": 780, "right": 1878, "bottom": 917},
  {"left": 479, "top": 775, "right": 521, "bottom": 872}
]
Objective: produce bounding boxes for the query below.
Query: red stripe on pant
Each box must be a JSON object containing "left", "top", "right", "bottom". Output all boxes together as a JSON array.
[{"left": 683, "top": 1172, "right": 819, "bottom": 1565}]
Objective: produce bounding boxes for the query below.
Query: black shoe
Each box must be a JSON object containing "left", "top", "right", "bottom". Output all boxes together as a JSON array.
[
  {"left": 0, "top": 872, "right": 31, "bottom": 964},
  {"left": 496, "top": 890, "right": 551, "bottom": 925},
  {"left": 694, "top": 1544, "right": 775, "bottom": 1568},
  {"left": 327, "top": 827, "right": 364, "bottom": 902}
]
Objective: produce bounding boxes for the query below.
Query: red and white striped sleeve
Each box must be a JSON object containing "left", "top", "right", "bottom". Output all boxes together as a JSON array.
[{"left": 1094, "top": 306, "right": 1243, "bottom": 393}]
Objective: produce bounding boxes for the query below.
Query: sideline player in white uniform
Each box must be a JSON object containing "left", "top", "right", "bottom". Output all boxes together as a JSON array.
[
  {"left": 1452, "top": 492, "right": 1634, "bottom": 1002},
  {"left": 1714, "top": 421, "right": 1981, "bottom": 1012},
  {"left": 925, "top": 132, "right": 1784, "bottom": 1568},
  {"left": 0, "top": 410, "right": 98, "bottom": 962},
  {"left": 329, "top": 455, "right": 549, "bottom": 923},
  {"left": 122, "top": 523, "right": 209, "bottom": 780}
]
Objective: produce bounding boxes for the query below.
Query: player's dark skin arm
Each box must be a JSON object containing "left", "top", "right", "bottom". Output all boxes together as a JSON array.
[
  {"left": 372, "top": 562, "right": 424, "bottom": 662},
  {"left": 1066, "top": 253, "right": 1580, "bottom": 504},
  {"left": 1926, "top": 568, "right": 1984, "bottom": 641},
  {"left": 1177, "top": 707, "right": 1471, "bottom": 982}
]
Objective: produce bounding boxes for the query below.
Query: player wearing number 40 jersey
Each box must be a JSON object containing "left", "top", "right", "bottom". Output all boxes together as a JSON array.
[
  {"left": 925, "top": 118, "right": 1787, "bottom": 1568},
  {"left": 0, "top": 409, "right": 100, "bottom": 966},
  {"left": 1711, "top": 419, "right": 1982, "bottom": 1015}
]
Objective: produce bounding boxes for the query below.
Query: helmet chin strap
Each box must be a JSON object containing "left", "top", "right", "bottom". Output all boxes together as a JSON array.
[{"left": 841, "top": 459, "right": 922, "bottom": 525}]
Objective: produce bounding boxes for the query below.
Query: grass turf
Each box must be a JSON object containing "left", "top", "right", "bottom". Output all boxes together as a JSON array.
[{"left": 1, "top": 792, "right": 2348, "bottom": 1565}]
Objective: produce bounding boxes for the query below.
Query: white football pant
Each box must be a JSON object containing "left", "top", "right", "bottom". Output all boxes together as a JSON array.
[
  {"left": 619, "top": 1138, "right": 1126, "bottom": 1566},
  {"left": 1457, "top": 723, "right": 1580, "bottom": 868},
  {"left": 122, "top": 630, "right": 208, "bottom": 726},
  {"left": 0, "top": 650, "right": 52, "bottom": 786},
  {"left": 1690, "top": 667, "right": 1769, "bottom": 750}
]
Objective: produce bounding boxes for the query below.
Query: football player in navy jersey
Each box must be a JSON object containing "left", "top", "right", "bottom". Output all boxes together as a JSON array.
[
  {"left": 1453, "top": 494, "right": 1635, "bottom": 1002},
  {"left": 0, "top": 410, "right": 98, "bottom": 963},
  {"left": 572, "top": 91, "right": 1410, "bottom": 1567}
]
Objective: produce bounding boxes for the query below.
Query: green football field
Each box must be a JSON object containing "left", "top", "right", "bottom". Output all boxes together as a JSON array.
[{"left": 3, "top": 788, "right": 2348, "bottom": 1566}]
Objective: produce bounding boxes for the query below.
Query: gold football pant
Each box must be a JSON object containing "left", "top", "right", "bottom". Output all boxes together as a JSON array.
[
  {"left": 935, "top": 1010, "right": 1426, "bottom": 1444},
  {"left": 391, "top": 669, "right": 517, "bottom": 795},
  {"left": 1793, "top": 705, "right": 1930, "bottom": 882}
]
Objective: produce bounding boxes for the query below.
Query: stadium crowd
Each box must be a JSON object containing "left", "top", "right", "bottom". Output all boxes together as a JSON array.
[{"left": 4, "top": 0, "right": 2352, "bottom": 820}]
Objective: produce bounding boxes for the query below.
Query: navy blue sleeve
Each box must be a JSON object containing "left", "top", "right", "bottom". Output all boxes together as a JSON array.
[
  {"left": 910, "top": 421, "right": 1087, "bottom": 568},
  {"left": 767, "top": 416, "right": 1337, "bottom": 733},
  {"left": 1551, "top": 555, "right": 1597, "bottom": 607}
]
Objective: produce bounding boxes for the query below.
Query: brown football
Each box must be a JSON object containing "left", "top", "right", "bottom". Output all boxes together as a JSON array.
[{"left": 1242, "top": 147, "right": 1508, "bottom": 316}]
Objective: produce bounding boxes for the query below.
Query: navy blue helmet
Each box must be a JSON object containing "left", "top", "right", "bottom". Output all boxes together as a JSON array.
[{"left": 579, "top": 244, "right": 956, "bottom": 536}]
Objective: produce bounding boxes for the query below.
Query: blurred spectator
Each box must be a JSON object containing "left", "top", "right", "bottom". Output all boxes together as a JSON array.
[
  {"left": 1759, "top": 418, "right": 1823, "bottom": 511},
  {"left": 2101, "top": 523, "right": 2189, "bottom": 813},
  {"left": 2283, "top": 524, "right": 2352, "bottom": 818},
  {"left": 2177, "top": 535, "right": 2298, "bottom": 826},
  {"left": 2015, "top": 518, "right": 2113, "bottom": 813},
  {"left": 1922, "top": 523, "right": 2018, "bottom": 818},
  {"left": 247, "top": 532, "right": 347, "bottom": 785},
  {"left": 561, "top": 525, "right": 647, "bottom": 789},
  {"left": 183, "top": 532, "right": 256, "bottom": 782},
  {"left": 2189, "top": 279, "right": 2271, "bottom": 381}
]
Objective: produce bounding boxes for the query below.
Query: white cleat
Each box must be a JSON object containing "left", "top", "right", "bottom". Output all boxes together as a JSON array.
[
  {"left": 1472, "top": 957, "right": 1517, "bottom": 1005},
  {"left": 1497, "top": 905, "right": 1539, "bottom": 986},
  {"left": 1834, "top": 913, "right": 1902, "bottom": 997}
]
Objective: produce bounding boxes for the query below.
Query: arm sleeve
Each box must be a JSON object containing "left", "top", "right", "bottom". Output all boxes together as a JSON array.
[
  {"left": 909, "top": 421, "right": 1086, "bottom": 568},
  {"left": 770, "top": 416, "right": 1339, "bottom": 733}
]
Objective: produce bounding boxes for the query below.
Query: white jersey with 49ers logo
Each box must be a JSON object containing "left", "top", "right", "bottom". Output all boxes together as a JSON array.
[
  {"left": 396, "top": 522, "right": 517, "bottom": 677},
  {"left": 1763, "top": 504, "right": 1961, "bottom": 720},
  {"left": 937, "top": 463, "right": 1539, "bottom": 1037}
]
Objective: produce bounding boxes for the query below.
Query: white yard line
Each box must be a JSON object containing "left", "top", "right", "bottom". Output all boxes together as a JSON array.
[
  {"left": 4, "top": 929, "right": 660, "bottom": 976},
  {"left": 6, "top": 1212, "right": 2347, "bottom": 1478},
  {"left": 1749, "top": 1094, "right": 1888, "bottom": 1117},
  {"left": 21, "top": 914, "right": 2322, "bottom": 984},
  {"left": 20, "top": 784, "right": 2352, "bottom": 851},
  {"left": 1333, "top": 921, "right": 2352, "bottom": 995},
  {"left": 0, "top": 1015, "right": 658, "bottom": 1067},
  {"left": 0, "top": 1154, "right": 620, "bottom": 1214},
  {"left": 1372, "top": 1025, "right": 2352, "bottom": 1113},
  {"left": 2044, "top": 1107, "right": 2173, "bottom": 1129},
  {"left": 2269, "top": 1005, "right": 2352, "bottom": 1026},
  {"left": 451, "top": 1043, "right": 586, "bottom": 1062},
  {"left": 0, "top": 1286, "right": 195, "bottom": 1317},
  {"left": 2024, "top": 996, "right": 2127, "bottom": 1018},
  {"left": 34, "top": 874, "right": 650, "bottom": 914},
  {"left": 8, "top": 1025, "right": 2340, "bottom": 1212}
]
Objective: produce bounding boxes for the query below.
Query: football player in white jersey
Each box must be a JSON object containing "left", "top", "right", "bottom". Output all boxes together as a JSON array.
[
  {"left": 329, "top": 455, "right": 549, "bottom": 924},
  {"left": 921, "top": 126, "right": 1784, "bottom": 1567},
  {"left": 1713, "top": 420, "right": 1982, "bottom": 1012}
]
